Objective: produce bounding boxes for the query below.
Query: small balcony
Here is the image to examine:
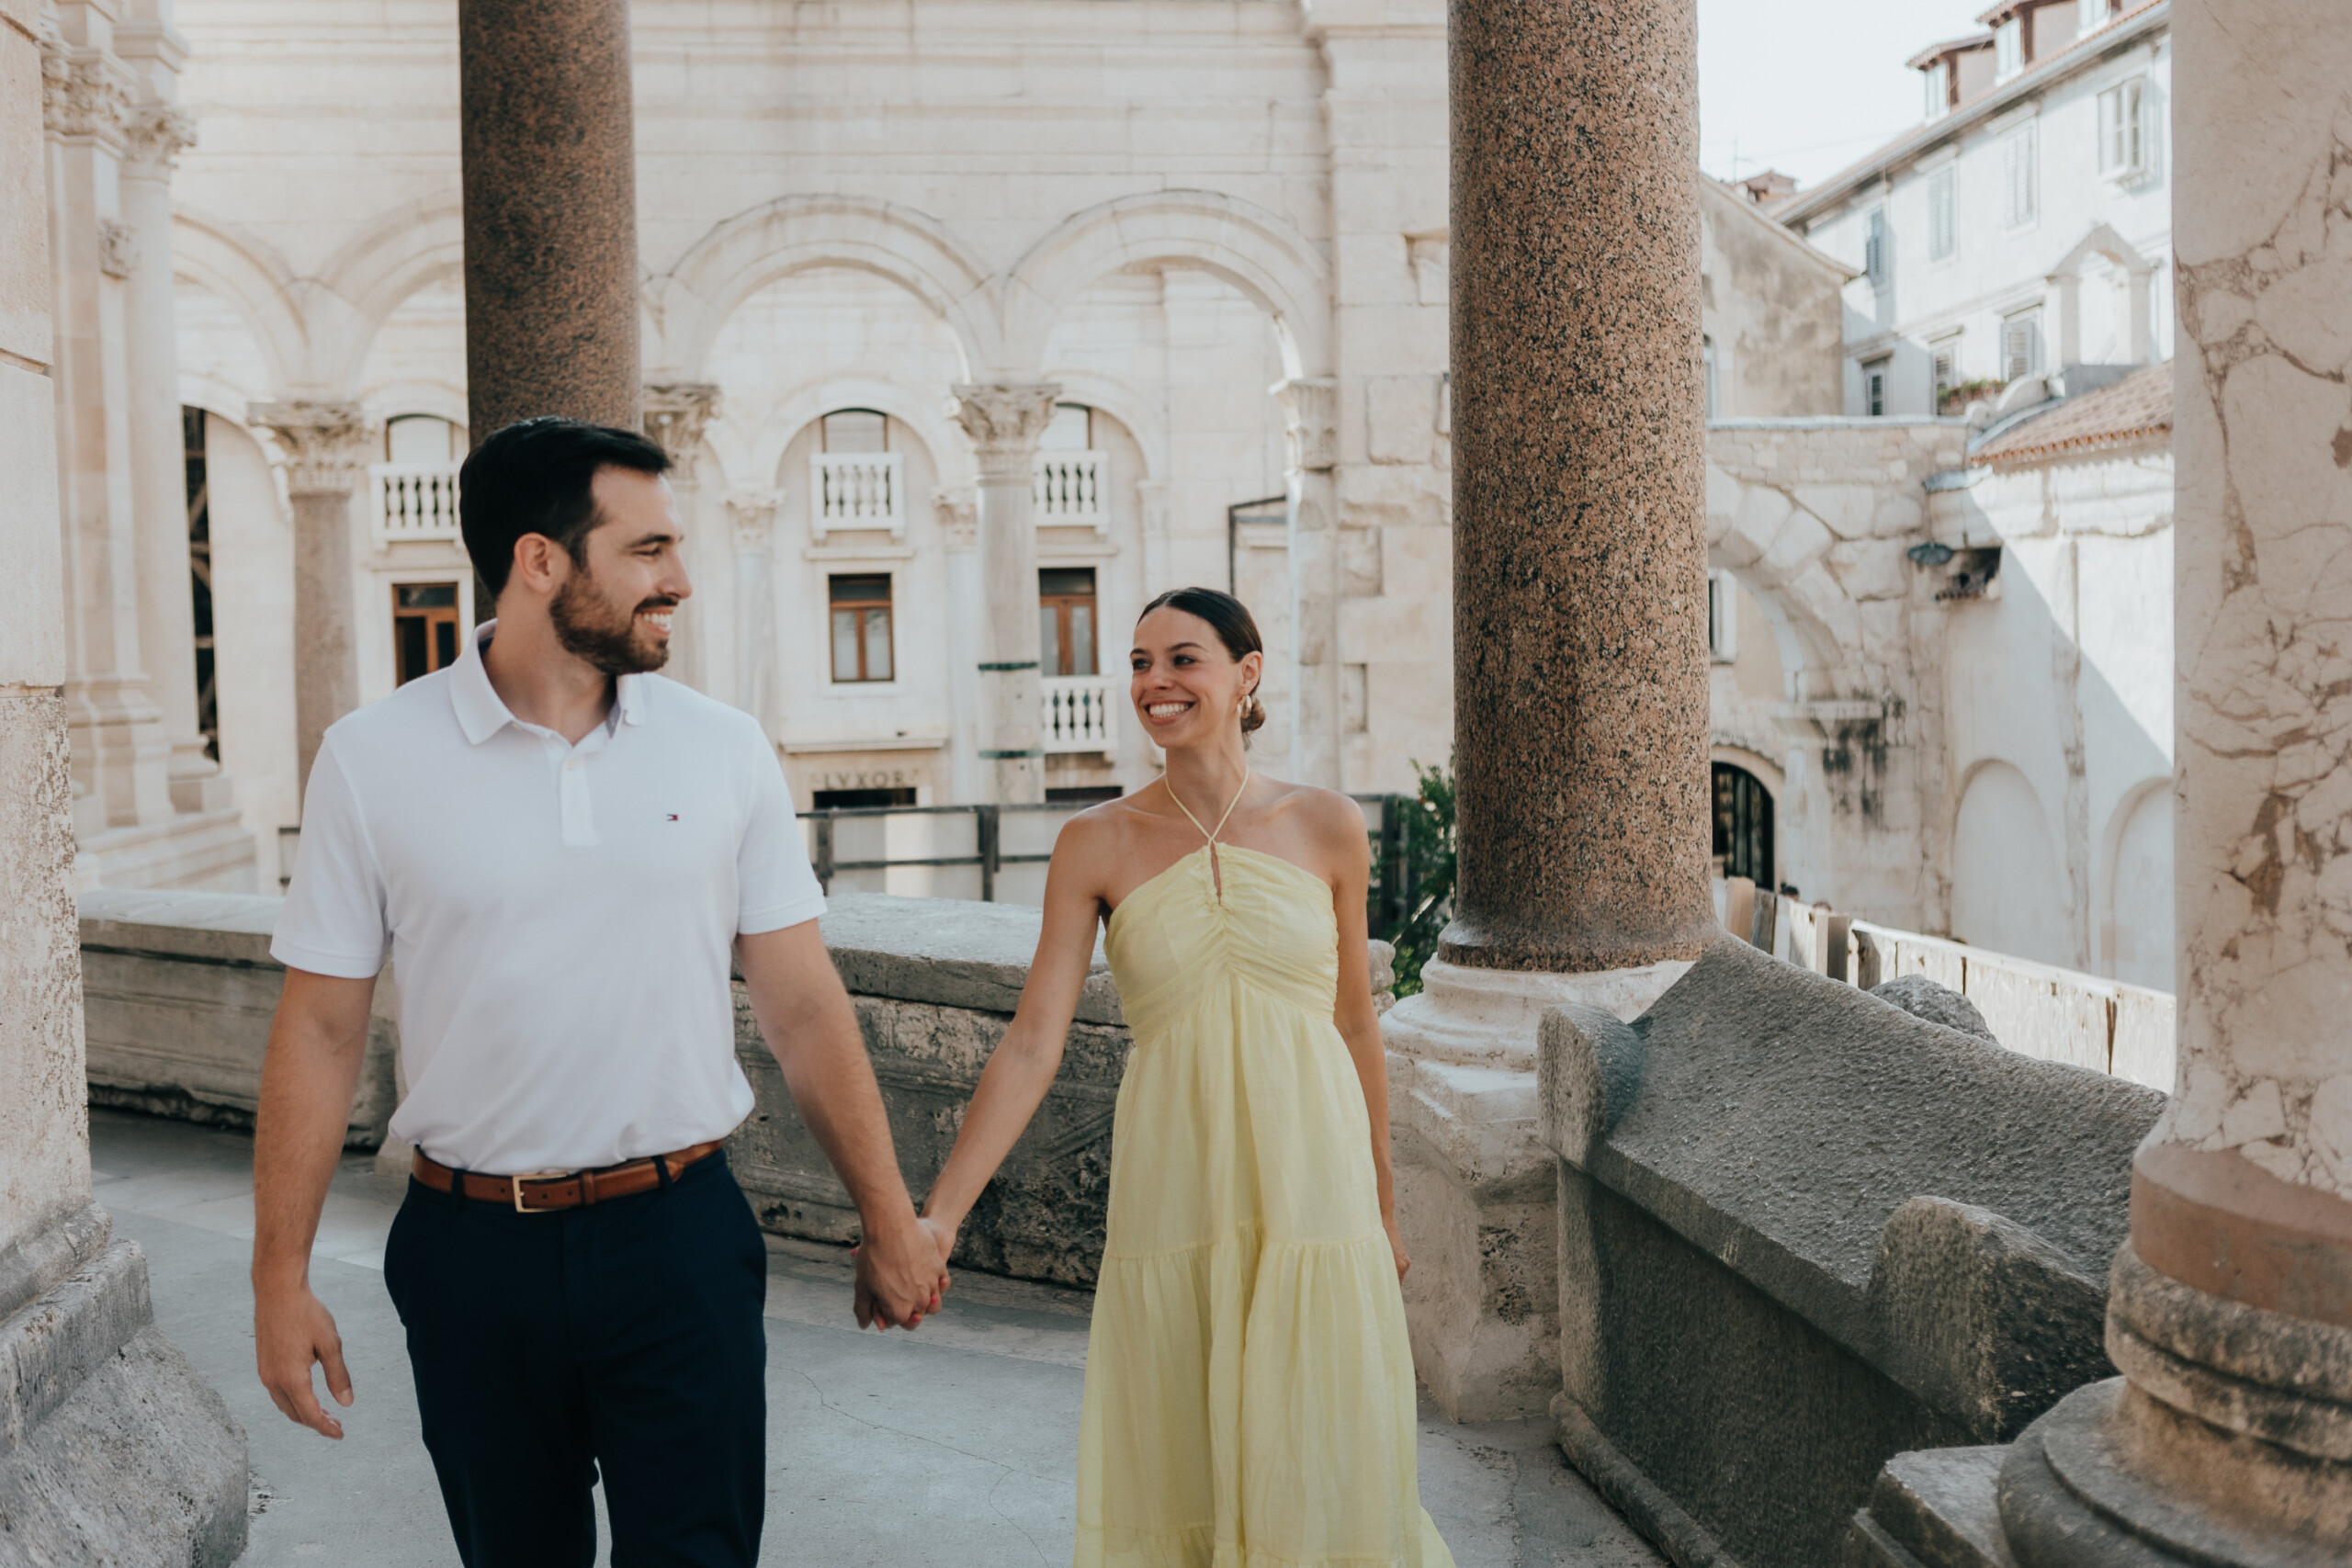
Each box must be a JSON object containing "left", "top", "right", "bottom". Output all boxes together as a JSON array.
[
  {"left": 812, "top": 451, "right": 904, "bottom": 539},
  {"left": 1035, "top": 450, "right": 1107, "bottom": 536},
  {"left": 370, "top": 462, "right": 461, "bottom": 546},
  {"left": 1042, "top": 674, "right": 1116, "bottom": 752}
]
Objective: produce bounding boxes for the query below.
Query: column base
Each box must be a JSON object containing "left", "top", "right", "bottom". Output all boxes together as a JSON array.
[
  {"left": 166, "top": 750, "right": 237, "bottom": 816},
  {"left": 0, "top": 1206, "right": 247, "bottom": 1565},
  {"left": 74, "top": 807, "right": 257, "bottom": 894},
  {"left": 1385, "top": 955, "right": 1692, "bottom": 1422},
  {"left": 1848, "top": 1244, "right": 2352, "bottom": 1566}
]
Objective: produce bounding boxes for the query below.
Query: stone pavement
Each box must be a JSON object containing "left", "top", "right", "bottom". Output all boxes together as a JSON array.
[{"left": 90, "top": 1110, "right": 1661, "bottom": 1568}]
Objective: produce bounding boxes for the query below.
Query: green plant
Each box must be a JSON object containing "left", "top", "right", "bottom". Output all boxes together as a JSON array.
[
  {"left": 1938, "top": 378, "right": 2002, "bottom": 415},
  {"left": 1385, "top": 758, "right": 1455, "bottom": 998}
]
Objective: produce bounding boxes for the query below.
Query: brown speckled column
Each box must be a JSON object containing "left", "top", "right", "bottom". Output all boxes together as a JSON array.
[
  {"left": 1444, "top": 0, "right": 1715, "bottom": 973},
  {"left": 458, "top": 0, "right": 641, "bottom": 438}
]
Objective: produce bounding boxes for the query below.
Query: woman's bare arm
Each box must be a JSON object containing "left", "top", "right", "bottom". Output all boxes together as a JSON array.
[
  {"left": 920, "top": 814, "right": 1114, "bottom": 1249},
  {"left": 1320, "top": 792, "right": 1409, "bottom": 1279}
]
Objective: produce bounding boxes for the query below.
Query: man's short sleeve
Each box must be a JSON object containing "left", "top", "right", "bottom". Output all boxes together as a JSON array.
[
  {"left": 736, "top": 728, "right": 827, "bottom": 936},
  {"left": 271, "top": 739, "right": 392, "bottom": 978}
]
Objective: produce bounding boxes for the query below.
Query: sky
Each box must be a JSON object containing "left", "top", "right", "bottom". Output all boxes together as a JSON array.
[{"left": 1696, "top": 0, "right": 1999, "bottom": 190}]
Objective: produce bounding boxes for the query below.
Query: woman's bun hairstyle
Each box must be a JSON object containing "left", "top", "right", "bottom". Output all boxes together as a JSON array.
[{"left": 1138, "top": 586, "right": 1267, "bottom": 737}]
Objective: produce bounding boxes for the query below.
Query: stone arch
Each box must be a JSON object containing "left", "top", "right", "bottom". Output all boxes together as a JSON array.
[
  {"left": 1035, "top": 370, "right": 1168, "bottom": 481},
  {"left": 171, "top": 209, "right": 309, "bottom": 394},
  {"left": 1950, "top": 757, "right": 2072, "bottom": 966},
  {"left": 1702, "top": 460, "right": 1858, "bottom": 701},
  {"left": 2045, "top": 221, "right": 2155, "bottom": 367},
  {"left": 651, "top": 195, "right": 1001, "bottom": 381},
  {"left": 721, "top": 377, "right": 969, "bottom": 504},
  {"left": 2098, "top": 774, "right": 2175, "bottom": 990},
  {"left": 1002, "top": 190, "right": 1332, "bottom": 380},
  {"left": 313, "top": 194, "right": 467, "bottom": 396}
]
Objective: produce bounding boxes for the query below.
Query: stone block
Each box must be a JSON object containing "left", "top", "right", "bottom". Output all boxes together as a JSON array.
[
  {"left": 0, "top": 1218, "right": 246, "bottom": 1565},
  {"left": 0, "top": 372, "right": 64, "bottom": 686},
  {"left": 0, "top": 693, "right": 84, "bottom": 1257},
  {"left": 1536, "top": 936, "right": 2163, "bottom": 1568},
  {"left": 1364, "top": 374, "right": 1436, "bottom": 464},
  {"left": 0, "top": 27, "right": 45, "bottom": 376},
  {"left": 1871, "top": 974, "right": 1996, "bottom": 1042}
]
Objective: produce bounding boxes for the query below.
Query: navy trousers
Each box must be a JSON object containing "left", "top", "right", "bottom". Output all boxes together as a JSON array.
[{"left": 383, "top": 1150, "right": 769, "bottom": 1567}]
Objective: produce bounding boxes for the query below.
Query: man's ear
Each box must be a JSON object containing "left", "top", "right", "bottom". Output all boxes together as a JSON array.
[{"left": 508, "top": 533, "right": 569, "bottom": 597}]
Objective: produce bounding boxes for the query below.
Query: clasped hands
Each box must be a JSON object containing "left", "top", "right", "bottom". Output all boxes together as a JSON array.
[{"left": 850, "top": 1210, "right": 960, "bottom": 1330}]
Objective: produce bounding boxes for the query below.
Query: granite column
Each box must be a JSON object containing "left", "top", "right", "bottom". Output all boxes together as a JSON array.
[
  {"left": 457, "top": 0, "right": 641, "bottom": 438},
  {"left": 1984, "top": 6, "right": 2352, "bottom": 1559},
  {"left": 1381, "top": 0, "right": 1713, "bottom": 1421},
  {"left": 951, "top": 383, "right": 1059, "bottom": 806},
  {"left": 251, "top": 401, "right": 373, "bottom": 798},
  {"left": 0, "top": 6, "right": 243, "bottom": 1551}
]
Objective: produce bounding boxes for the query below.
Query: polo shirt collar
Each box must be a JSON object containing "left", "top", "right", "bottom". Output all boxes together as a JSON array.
[{"left": 449, "top": 620, "right": 650, "bottom": 745}]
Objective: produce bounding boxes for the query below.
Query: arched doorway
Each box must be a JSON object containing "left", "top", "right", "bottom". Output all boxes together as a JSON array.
[{"left": 1712, "top": 761, "right": 1774, "bottom": 887}]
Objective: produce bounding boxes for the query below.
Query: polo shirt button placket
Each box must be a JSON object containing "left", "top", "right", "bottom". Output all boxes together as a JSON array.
[{"left": 560, "top": 750, "right": 596, "bottom": 847}]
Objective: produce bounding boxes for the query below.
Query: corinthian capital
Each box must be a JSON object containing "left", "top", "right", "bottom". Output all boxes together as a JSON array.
[
  {"left": 122, "top": 104, "right": 198, "bottom": 176},
  {"left": 40, "top": 36, "right": 133, "bottom": 147},
  {"left": 949, "top": 383, "right": 1061, "bottom": 484},
  {"left": 724, "top": 490, "right": 782, "bottom": 549},
  {"left": 251, "top": 401, "right": 378, "bottom": 496},
  {"left": 643, "top": 384, "right": 723, "bottom": 462}
]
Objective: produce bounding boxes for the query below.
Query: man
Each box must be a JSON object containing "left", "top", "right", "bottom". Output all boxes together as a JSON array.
[{"left": 252, "top": 417, "right": 944, "bottom": 1565}]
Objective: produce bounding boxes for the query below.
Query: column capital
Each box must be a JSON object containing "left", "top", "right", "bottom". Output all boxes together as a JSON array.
[
  {"left": 251, "top": 401, "right": 378, "bottom": 496},
  {"left": 724, "top": 489, "right": 781, "bottom": 549},
  {"left": 40, "top": 34, "right": 134, "bottom": 149},
  {"left": 933, "top": 486, "right": 978, "bottom": 551},
  {"left": 949, "top": 383, "right": 1061, "bottom": 484},
  {"left": 121, "top": 104, "right": 198, "bottom": 178},
  {"left": 643, "top": 383, "right": 723, "bottom": 462},
  {"left": 95, "top": 219, "right": 139, "bottom": 279},
  {"left": 1272, "top": 377, "right": 1339, "bottom": 472}
]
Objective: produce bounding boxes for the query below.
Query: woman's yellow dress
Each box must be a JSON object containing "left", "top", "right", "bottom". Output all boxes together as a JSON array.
[{"left": 1079, "top": 836, "right": 1455, "bottom": 1568}]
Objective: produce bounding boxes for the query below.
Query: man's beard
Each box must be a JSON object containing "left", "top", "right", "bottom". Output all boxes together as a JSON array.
[{"left": 550, "top": 565, "right": 674, "bottom": 676}]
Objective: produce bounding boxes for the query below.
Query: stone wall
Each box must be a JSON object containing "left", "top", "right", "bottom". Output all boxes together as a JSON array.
[
  {"left": 74, "top": 886, "right": 1392, "bottom": 1290},
  {"left": 1538, "top": 936, "right": 2164, "bottom": 1568}
]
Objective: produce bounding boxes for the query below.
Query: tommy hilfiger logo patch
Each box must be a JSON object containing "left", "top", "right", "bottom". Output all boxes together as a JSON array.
[{"left": 666, "top": 814, "right": 680, "bottom": 821}]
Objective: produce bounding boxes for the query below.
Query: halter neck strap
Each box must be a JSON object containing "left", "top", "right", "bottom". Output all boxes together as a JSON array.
[{"left": 1166, "top": 768, "right": 1250, "bottom": 847}]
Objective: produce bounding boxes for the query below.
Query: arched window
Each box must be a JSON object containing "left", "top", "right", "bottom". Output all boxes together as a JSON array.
[
  {"left": 1712, "top": 761, "right": 1773, "bottom": 886},
  {"left": 385, "top": 413, "right": 460, "bottom": 465}
]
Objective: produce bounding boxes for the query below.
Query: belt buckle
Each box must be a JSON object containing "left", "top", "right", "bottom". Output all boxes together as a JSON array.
[{"left": 509, "top": 1170, "right": 571, "bottom": 1213}]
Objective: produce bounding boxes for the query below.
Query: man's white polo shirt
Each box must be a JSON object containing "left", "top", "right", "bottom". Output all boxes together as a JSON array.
[{"left": 272, "top": 622, "right": 825, "bottom": 1174}]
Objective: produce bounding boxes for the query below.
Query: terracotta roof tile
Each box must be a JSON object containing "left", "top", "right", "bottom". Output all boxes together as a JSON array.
[{"left": 1971, "top": 363, "right": 2173, "bottom": 466}]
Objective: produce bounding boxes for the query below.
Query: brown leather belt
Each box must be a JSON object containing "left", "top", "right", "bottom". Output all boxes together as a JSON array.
[{"left": 411, "top": 1140, "right": 728, "bottom": 1213}]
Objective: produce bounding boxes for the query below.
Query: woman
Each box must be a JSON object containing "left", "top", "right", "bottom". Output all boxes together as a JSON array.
[{"left": 919, "top": 587, "right": 1453, "bottom": 1568}]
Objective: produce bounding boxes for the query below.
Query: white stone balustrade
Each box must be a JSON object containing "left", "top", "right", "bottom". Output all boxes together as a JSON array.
[
  {"left": 372, "top": 461, "right": 462, "bottom": 545},
  {"left": 1042, "top": 674, "right": 1115, "bottom": 752},
  {"left": 811, "top": 451, "right": 903, "bottom": 538},
  {"left": 1035, "top": 450, "right": 1107, "bottom": 534}
]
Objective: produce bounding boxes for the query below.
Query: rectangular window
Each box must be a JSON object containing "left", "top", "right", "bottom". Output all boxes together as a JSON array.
[
  {"left": 2002, "top": 126, "right": 2038, "bottom": 230},
  {"left": 1863, "top": 208, "right": 1888, "bottom": 288},
  {"left": 2078, "top": 0, "right": 2110, "bottom": 32},
  {"left": 2098, "top": 78, "right": 2146, "bottom": 178},
  {"left": 812, "top": 786, "right": 915, "bottom": 810},
  {"left": 1932, "top": 337, "right": 1962, "bottom": 411},
  {"left": 1994, "top": 18, "right": 2023, "bottom": 80},
  {"left": 829, "top": 574, "right": 894, "bottom": 682},
  {"left": 1927, "top": 167, "right": 1956, "bottom": 261},
  {"left": 1038, "top": 568, "right": 1099, "bottom": 678},
  {"left": 183, "top": 407, "right": 219, "bottom": 759},
  {"left": 1923, "top": 62, "right": 1950, "bottom": 121},
  {"left": 2002, "top": 312, "right": 2043, "bottom": 382},
  {"left": 1863, "top": 357, "right": 1891, "bottom": 418},
  {"left": 1706, "top": 570, "right": 1737, "bottom": 663},
  {"left": 393, "top": 582, "right": 462, "bottom": 687}
]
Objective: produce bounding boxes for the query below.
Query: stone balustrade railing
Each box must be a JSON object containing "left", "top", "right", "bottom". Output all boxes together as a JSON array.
[{"left": 75, "top": 887, "right": 1394, "bottom": 1289}]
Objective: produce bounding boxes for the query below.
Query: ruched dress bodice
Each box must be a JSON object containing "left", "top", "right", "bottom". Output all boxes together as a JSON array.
[{"left": 1074, "top": 842, "right": 1453, "bottom": 1568}]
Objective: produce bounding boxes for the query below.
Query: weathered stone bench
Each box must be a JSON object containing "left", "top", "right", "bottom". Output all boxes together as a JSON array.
[{"left": 1537, "top": 935, "right": 2165, "bottom": 1568}]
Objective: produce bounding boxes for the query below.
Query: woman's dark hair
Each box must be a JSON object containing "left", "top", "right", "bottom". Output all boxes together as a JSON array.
[
  {"left": 1137, "top": 586, "right": 1267, "bottom": 735},
  {"left": 458, "top": 417, "right": 673, "bottom": 599}
]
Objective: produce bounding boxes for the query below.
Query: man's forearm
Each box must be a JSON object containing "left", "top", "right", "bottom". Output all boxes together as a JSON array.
[{"left": 253, "top": 1003, "right": 370, "bottom": 1291}]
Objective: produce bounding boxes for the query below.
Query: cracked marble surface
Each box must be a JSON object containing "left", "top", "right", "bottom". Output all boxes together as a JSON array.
[
  {"left": 2170, "top": 80, "right": 2352, "bottom": 1198},
  {"left": 92, "top": 1110, "right": 1660, "bottom": 1566}
]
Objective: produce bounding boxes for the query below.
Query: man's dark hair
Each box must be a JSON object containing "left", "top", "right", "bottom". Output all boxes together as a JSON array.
[{"left": 458, "top": 417, "right": 673, "bottom": 599}]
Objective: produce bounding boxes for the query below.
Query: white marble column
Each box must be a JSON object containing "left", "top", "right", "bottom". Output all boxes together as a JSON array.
[
  {"left": 950, "top": 383, "right": 1058, "bottom": 806},
  {"left": 250, "top": 400, "right": 373, "bottom": 798},
  {"left": 119, "top": 100, "right": 222, "bottom": 811},
  {"left": 1273, "top": 377, "right": 1341, "bottom": 788},
  {"left": 935, "top": 486, "right": 985, "bottom": 805},
  {"left": 724, "top": 488, "right": 779, "bottom": 731},
  {"left": 1980, "top": 6, "right": 2352, "bottom": 1560}
]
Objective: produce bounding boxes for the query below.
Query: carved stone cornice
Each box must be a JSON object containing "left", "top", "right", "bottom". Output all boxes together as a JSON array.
[
  {"left": 1272, "top": 377, "right": 1339, "bottom": 473},
  {"left": 949, "top": 383, "right": 1061, "bottom": 484},
  {"left": 40, "top": 36, "right": 133, "bottom": 148},
  {"left": 642, "top": 383, "right": 722, "bottom": 462},
  {"left": 120, "top": 104, "right": 198, "bottom": 177},
  {"left": 250, "top": 401, "right": 378, "bottom": 497},
  {"left": 724, "top": 489, "right": 781, "bottom": 550}
]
